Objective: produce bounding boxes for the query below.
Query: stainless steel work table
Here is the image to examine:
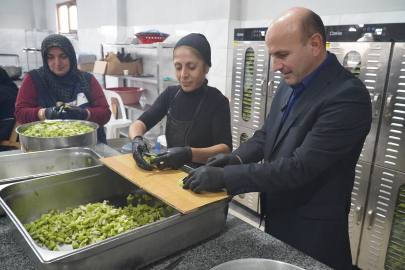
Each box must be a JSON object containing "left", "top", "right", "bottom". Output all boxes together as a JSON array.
[{"left": 0, "top": 143, "right": 332, "bottom": 270}]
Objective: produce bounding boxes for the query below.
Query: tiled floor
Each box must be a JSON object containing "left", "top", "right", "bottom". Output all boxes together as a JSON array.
[{"left": 228, "top": 200, "right": 264, "bottom": 231}]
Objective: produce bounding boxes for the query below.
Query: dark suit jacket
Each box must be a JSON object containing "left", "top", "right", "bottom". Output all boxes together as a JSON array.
[{"left": 224, "top": 54, "right": 372, "bottom": 270}]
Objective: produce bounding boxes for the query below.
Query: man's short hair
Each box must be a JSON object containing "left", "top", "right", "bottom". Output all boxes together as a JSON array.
[{"left": 300, "top": 10, "right": 326, "bottom": 48}]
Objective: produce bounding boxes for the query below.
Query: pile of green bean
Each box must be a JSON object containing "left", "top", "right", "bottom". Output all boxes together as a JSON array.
[{"left": 24, "top": 194, "right": 173, "bottom": 251}]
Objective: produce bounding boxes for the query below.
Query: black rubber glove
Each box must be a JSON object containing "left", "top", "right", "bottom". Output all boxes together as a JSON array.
[
  {"left": 65, "top": 106, "right": 89, "bottom": 120},
  {"left": 206, "top": 153, "right": 241, "bottom": 168},
  {"left": 44, "top": 106, "right": 62, "bottom": 120},
  {"left": 150, "top": 147, "right": 192, "bottom": 170},
  {"left": 183, "top": 166, "right": 225, "bottom": 193},
  {"left": 132, "top": 136, "right": 153, "bottom": 171}
]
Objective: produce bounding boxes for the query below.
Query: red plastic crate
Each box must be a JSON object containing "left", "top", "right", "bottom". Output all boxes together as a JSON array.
[{"left": 105, "top": 87, "right": 143, "bottom": 105}]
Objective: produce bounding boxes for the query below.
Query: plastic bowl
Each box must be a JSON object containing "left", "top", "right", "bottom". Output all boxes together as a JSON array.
[
  {"left": 105, "top": 87, "right": 143, "bottom": 105},
  {"left": 135, "top": 30, "right": 169, "bottom": 44}
]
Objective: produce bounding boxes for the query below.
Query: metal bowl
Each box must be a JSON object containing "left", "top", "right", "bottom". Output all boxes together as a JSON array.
[
  {"left": 210, "top": 259, "right": 305, "bottom": 270},
  {"left": 16, "top": 120, "right": 99, "bottom": 153},
  {"left": 0, "top": 65, "right": 22, "bottom": 79}
]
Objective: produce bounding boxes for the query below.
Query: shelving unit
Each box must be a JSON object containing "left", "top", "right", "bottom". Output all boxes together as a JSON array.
[
  {"left": 101, "top": 43, "right": 178, "bottom": 140},
  {"left": 23, "top": 29, "right": 55, "bottom": 71},
  {"left": 101, "top": 42, "right": 177, "bottom": 95}
]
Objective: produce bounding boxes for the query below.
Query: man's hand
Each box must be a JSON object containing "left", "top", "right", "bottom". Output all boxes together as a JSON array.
[
  {"left": 150, "top": 147, "right": 191, "bottom": 170},
  {"left": 206, "top": 153, "right": 241, "bottom": 167},
  {"left": 44, "top": 106, "right": 62, "bottom": 120},
  {"left": 132, "top": 136, "right": 153, "bottom": 171},
  {"left": 183, "top": 166, "right": 225, "bottom": 193}
]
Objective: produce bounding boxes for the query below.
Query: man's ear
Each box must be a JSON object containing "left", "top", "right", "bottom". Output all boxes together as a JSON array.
[{"left": 308, "top": 33, "right": 323, "bottom": 58}]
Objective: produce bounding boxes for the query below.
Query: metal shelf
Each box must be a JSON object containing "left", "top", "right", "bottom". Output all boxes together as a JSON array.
[
  {"left": 103, "top": 43, "right": 175, "bottom": 49},
  {"left": 124, "top": 102, "right": 151, "bottom": 113}
]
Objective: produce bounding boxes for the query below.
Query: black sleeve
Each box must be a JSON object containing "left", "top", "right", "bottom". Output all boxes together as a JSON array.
[
  {"left": 137, "top": 87, "right": 174, "bottom": 131},
  {"left": 211, "top": 96, "right": 232, "bottom": 151}
]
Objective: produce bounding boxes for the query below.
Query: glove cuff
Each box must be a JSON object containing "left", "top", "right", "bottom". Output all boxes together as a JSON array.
[
  {"left": 185, "top": 146, "right": 192, "bottom": 163},
  {"left": 133, "top": 136, "right": 143, "bottom": 143},
  {"left": 229, "top": 154, "right": 241, "bottom": 165}
]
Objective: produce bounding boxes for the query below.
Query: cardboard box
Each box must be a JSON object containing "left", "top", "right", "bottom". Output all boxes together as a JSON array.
[
  {"left": 92, "top": 59, "right": 142, "bottom": 75},
  {"left": 78, "top": 62, "right": 95, "bottom": 73}
]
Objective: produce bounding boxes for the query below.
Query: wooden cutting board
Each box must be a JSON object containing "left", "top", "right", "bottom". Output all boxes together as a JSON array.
[{"left": 100, "top": 154, "right": 228, "bottom": 214}]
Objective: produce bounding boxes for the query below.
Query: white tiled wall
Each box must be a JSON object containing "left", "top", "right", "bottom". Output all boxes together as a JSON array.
[
  {"left": 0, "top": 29, "right": 29, "bottom": 73},
  {"left": 129, "top": 20, "right": 234, "bottom": 97}
]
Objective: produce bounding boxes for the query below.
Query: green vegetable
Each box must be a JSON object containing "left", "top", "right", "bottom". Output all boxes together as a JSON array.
[
  {"left": 142, "top": 153, "right": 157, "bottom": 167},
  {"left": 24, "top": 195, "right": 170, "bottom": 251},
  {"left": 21, "top": 121, "right": 94, "bottom": 137},
  {"left": 178, "top": 179, "right": 184, "bottom": 187}
]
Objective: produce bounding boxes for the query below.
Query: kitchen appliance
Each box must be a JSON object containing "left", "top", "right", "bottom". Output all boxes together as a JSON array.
[
  {"left": 0, "top": 166, "right": 230, "bottom": 270},
  {"left": 229, "top": 28, "right": 280, "bottom": 212},
  {"left": 325, "top": 23, "right": 405, "bottom": 269},
  {"left": 210, "top": 258, "right": 304, "bottom": 270},
  {"left": 16, "top": 120, "right": 98, "bottom": 153}
]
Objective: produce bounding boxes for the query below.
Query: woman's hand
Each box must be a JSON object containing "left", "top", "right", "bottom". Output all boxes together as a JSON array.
[
  {"left": 132, "top": 136, "right": 153, "bottom": 171},
  {"left": 65, "top": 107, "right": 89, "bottom": 120},
  {"left": 150, "top": 147, "right": 192, "bottom": 170},
  {"left": 44, "top": 106, "right": 62, "bottom": 120}
]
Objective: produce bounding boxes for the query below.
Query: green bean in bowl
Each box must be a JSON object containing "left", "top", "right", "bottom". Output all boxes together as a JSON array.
[{"left": 21, "top": 121, "right": 95, "bottom": 137}]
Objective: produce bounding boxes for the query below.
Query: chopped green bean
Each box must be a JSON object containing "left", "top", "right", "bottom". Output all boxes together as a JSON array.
[{"left": 24, "top": 194, "right": 172, "bottom": 251}]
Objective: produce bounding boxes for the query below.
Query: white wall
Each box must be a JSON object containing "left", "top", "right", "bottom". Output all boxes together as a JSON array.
[
  {"left": 0, "top": 0, "right": 47, "bottom": 72},
  {"left": 126, "top": 0, "right": 232, "bottom": 25},
  {"left": 239, "top": 0, "right": 405, "bottom": 21}
]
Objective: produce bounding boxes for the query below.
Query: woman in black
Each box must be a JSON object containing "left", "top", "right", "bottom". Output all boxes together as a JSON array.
[
  {"left": 129, "top": 33, "right": 232, "bottom": 171},
  {"left": 0, "top": 67, "right": 19, "bottom": 141}
]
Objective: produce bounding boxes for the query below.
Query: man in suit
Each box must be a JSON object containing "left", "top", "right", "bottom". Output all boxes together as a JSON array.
[{"left": 183, "top": 7, "right": 372, "bottom": 270}]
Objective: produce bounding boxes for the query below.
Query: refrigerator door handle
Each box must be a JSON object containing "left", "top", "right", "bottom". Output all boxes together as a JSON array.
[
  {"left": 384, "top": 94, "right": 395, "bottom": 118},
  {"left": 372, "top": 93, "right": 382, "bottom": 117},
  {"left": 366, "top": 209, "right": 375, "bottom": 230},
  {"left": 261, "top": 79, "right": 267, "bottom": 96},
  {"left": 267, "top": 80, "right": 274, "bottom": 98},
  {"left": 355, "top": 206, "right": 363, "bottom": 225}
]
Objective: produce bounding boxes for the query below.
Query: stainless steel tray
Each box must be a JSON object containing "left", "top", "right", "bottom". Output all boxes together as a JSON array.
[
  {"left": 0, "top": 147, "right": 102, "bottom": 185},
  {"left": 0, "top": 166, "right": 230, "bottom": 270}
]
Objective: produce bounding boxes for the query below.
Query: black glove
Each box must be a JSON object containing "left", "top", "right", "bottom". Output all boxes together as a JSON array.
[
  {"left": 150, "top": 147, "right": 192, "bottom": 170},
  {"left": 183, "top": 166, "right": 225, "bottom": 193},
  {"left": 44, "top": 106, "right": 62, "bottom": 120},
  {"left": 65, "top": 106, "right": 88, "bottom": 120},
  {"left": 206, "top": 153, "right": 241, "bottom": 168},
  {"left": 132, "top": 136, "right": 153, "bottom": 171}
]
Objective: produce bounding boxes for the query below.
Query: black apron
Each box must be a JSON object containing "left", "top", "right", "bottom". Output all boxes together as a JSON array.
[{"left": 165, "top": 84, "right": 207, "bottom": 149}]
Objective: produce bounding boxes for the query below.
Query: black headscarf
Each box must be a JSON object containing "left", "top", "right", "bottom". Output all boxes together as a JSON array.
[
  {"left": 174, "top": 33, "right": 211, "bottom": 67},
  {"left": 0, "top": 67, "right": 18, "bottom": 95},
  {"left": 0, "top": 67, "right": 19, "bottom": 119},
  {"left": 36, "top": 34, "right": 92, "bottom": 103}
]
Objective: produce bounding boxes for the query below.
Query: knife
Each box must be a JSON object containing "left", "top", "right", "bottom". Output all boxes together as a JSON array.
[{"left": 164, "top": 256, "right": 184, "bottom": 270}]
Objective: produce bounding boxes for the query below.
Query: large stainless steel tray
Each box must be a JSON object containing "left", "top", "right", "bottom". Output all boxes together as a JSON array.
[
  {"left": 0, "top": 166, "right": 230, "bottom": 270},
  {"left": 0, "top": 147, "right": 103, "bottom": 216},
  {"left": 0, "top": 147, "right": 102, "bottom": 185}
]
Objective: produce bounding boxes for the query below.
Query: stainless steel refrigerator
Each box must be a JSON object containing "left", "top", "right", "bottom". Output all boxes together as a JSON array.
[
  {"left": 326, "top": 23, "right": 405, "bottom": 269},
  {"left": 230, "top": 28, "right": 280, "bottom": 212}
]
